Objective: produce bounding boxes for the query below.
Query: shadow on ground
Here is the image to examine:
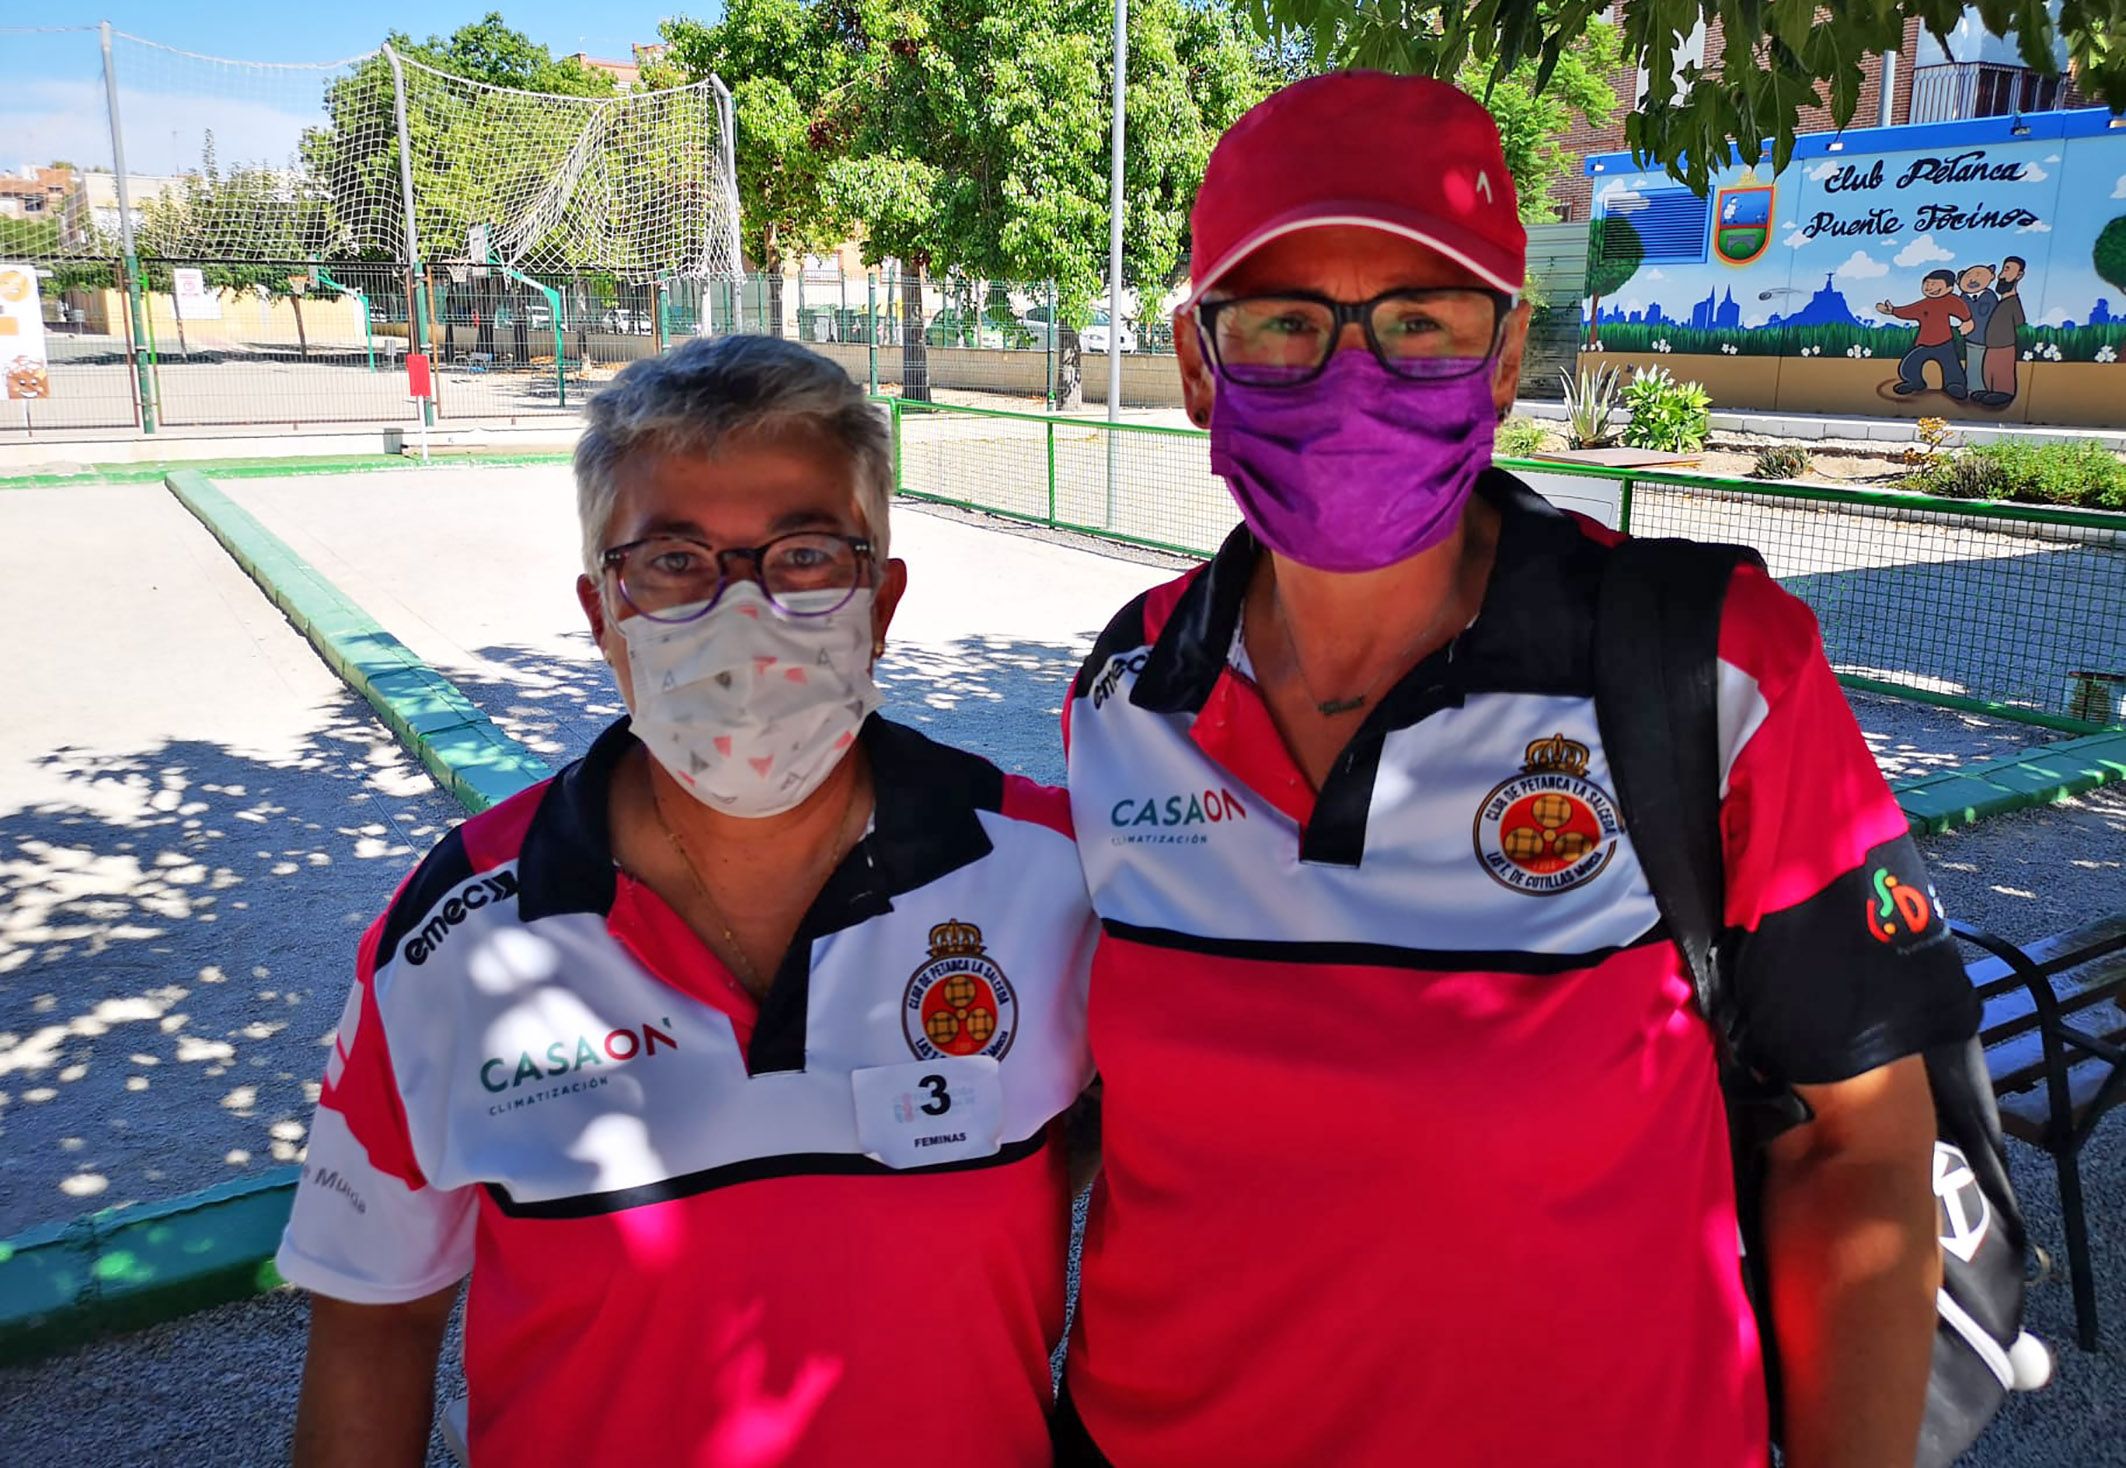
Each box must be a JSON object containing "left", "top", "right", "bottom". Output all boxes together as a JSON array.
[{"left": 0, "top": 695, "right": 460, "bottom": 1235}]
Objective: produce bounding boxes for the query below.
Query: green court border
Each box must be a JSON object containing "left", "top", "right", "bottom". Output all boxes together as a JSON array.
[
  {"left": 3, "top": 454, "right": 2121, "bottom": 1368},
  {"left": 0, "top": 449, "right": 571, "bottom": 492}
]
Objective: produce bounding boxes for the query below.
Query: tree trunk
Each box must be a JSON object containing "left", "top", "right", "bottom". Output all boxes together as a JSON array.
[
  {"left": 1585, "top": 294, "right": 1601, "bottom": 348},
  {"left": 764, "top": 224, "right": 785, "bottom": 338},
  {"left": 899, "top": 264, "right": 930, "bottom": 402},
  {"left": 291, "top": 293, "right": 309, "bottom": 361},
  {"left": 1056, "top": 327, "right": 1084, "bottom": 411}
]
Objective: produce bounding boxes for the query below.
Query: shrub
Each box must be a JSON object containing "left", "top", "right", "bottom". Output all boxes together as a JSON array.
[
  {"left": 1904, "top": 438, "right": 2126, "bottom": 509},
  {"left": 1750, "top": 443, "right": 1812, "bottom": 480},
  {"left": 1620, "top": 366, "right": 1712, "bottom": 453},
  {"left": 1496, "top": 416, "right": 1552, "bottom": 458},
  {"left": 1902, "top": 416, "right": 1955, "bottom": 468},
  {"left": 1560, "top": 363, "right": 1622, "bottom": 448}
]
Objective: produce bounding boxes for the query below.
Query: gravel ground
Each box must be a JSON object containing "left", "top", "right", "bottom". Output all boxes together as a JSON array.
[
  {"left": 0, "top": 485, "right": 463, "bottom": 1236},
  {"left": 1, "top": 469, "right": 2118, "bottom": 1466}
]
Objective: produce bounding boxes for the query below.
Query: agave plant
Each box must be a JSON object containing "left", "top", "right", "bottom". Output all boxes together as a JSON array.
[{"left": 1560, "top": 363, "right": 1623, "bottom": 449}]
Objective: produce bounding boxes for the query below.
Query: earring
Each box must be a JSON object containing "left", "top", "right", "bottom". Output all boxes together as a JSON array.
[{"left": 872, "top": 641, "right": 886, "bottom": 658}]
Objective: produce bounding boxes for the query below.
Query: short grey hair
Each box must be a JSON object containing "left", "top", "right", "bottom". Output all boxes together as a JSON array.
[{"left": 573, "top": 334, "right": 892, "bottom": 575}]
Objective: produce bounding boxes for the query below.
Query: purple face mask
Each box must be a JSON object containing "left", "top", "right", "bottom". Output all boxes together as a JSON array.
[{"left": 1208, "top": 349, "right": 1498, "bottom": 573}]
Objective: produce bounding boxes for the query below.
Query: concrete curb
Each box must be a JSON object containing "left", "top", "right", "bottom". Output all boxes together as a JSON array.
[
  {"left": 0, "top": 1167, "right": 299, "bottom": 1367},
  {"left": 1895, "top": 730, "right": 2126, "bottom": 836},
  {"left": 0, "top": 474, "right": 559, "bottom": 1369},
  {"left": 0, "top": 449, "right": 571, "bottom": 493},
  {"left": 164, "top": 470, "right": 554, "bottom": 813}
]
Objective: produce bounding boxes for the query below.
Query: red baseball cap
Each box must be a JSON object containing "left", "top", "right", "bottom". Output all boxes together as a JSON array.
[{"left": 1184, "top": 71, "right": 1526, "bottom": 308}]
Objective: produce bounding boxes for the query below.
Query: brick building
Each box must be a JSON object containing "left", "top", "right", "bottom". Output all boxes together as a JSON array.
[
  {"left": 1549, "top": 9, "right": 2083, "bottom": 221},
  {"left": 0, "top": 166, "right": 73, "bottom": 223}
]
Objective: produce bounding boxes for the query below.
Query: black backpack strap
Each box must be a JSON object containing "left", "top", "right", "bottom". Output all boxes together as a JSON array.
[{"left": 1592, "top": 536, "right": 1809, "bottom": 1146}]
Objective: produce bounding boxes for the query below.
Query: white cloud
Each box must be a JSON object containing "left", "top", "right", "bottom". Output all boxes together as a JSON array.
[
  {"left": 1804, "top": 159, "right": 1841, "bottom": 181},
  {"left": 1597, "top": 181, "right": 1650, "bottom": 215},
  {"left": 1622, "top": 298, "right": 1644, "bottom": 313},
  {"left": 1643, "top": 268, "right": 1666, "bottom": 280},
  {"left": 1833, "top": 250, "right": 1889, "bottom": 280},
  {"left": 1894, "top": 234, "right": 1956, "bottom": 267},
  {"left": 2038, "top": 308, "right": 2076, "bottom": 327},
  {"left": 1743, "top": 312, "right": 1771, "bottom": 329},
  {"left": 2017, "top": 220, "right": 2053, "bottom": 234},
  {"left": 1784, "top": 228, "right": 1813, "bottom": 250},
  {"left": 2044, "top": 154, "right": 2061, "bottom": 164},
  {"left": 2016, "top": 163, "right": 2049, "bottom": 183},
  {"left": 2112, "top": 174, "right": 2126, "bottom": 200}
]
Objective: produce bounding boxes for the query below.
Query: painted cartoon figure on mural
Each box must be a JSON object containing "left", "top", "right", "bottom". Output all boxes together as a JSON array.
[
  {"left": 1877, "top": 271, "right": 1974, "bottom": 398},
  {"left": 1976, "top": 256, "right": 2029, "bottom": 406},
  {"left": 1958, "top": 265, "right": 1996, "bottom": 391}
]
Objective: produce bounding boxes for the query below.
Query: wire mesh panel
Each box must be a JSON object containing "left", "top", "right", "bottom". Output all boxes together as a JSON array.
[
  {"left": 894, "top": 400, "right": 1055, "bottom": 525},
  {"left": 142, "top": 259, "right": 414, "bottom": 426},
  {"left": 1628, "top": 478, "right": 2126, "bottom": 724},
  {"left": 1050, "top": 423, "right": 1232, "bottom": 553}
]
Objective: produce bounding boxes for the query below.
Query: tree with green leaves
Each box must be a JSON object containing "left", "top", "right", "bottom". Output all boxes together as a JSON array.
[
  {"left": 660, "top": 1, "right": 861, "bottom": 337},
  {"left": 1244, "top": 0, "right": 2126, "bottom": 196},
  {"left": 1456, "top": 20, "right": 1621, "bottom": 222},
  {"left": 812, "top": 0, "right": 1269, "bottom": 399},
  {"left": 2097, "top": 216, "right": 2126, "bottom": 303},
  {"left": 1582, "top": 214, "right": 1642, "bottom": 348}
]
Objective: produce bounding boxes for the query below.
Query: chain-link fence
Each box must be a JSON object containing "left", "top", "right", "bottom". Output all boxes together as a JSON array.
[{"left": 883, "top": 397, "right": 2126, "bottom": 731}]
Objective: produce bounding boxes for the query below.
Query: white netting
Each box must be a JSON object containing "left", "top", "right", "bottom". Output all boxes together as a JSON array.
[
  {"left": 397, "top": 57, "right": 742, "bottom": 282},
  {"left": 112, "top": 34, "right": 385, "bottom": 265},
  {"left": 5, "top": 30, "right": 740, "bottom": 281}
]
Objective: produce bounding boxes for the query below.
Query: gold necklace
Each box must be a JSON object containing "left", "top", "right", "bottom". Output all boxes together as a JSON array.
[{"left": 648, "top": 767, "right": 870, "bottom": 998}]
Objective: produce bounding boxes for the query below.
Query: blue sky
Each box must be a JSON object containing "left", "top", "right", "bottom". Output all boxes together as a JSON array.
[
  {"left": 22, "top": 4, "right": 699, "bottom": 66},
  {"left": 2, "top": 5, "right": 713, "bottom": 174}
]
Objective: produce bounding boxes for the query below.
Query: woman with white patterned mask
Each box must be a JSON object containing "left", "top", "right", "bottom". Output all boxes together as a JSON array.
[{"left": 281, "top": 335, "right": 1094, "bottom": 1467}]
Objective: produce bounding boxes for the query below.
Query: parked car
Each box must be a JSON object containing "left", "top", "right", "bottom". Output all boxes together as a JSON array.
[
  {"left": 1082, "top": 309, "right": 1138, "bottom": 356},
  {"left": 1017, "top": 305, "right": 1139, "bottom": 353},
  {"left": 601, "top": 307, "right": 654, "bottom": 334}
]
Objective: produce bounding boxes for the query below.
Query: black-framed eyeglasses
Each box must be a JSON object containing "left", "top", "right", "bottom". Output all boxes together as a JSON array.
[
  {"left": 1196, "top": 287, "right": 1514, "bottom": 387},
  {"left": 600, "top": 531, "right": 875, "bottom": 623}
]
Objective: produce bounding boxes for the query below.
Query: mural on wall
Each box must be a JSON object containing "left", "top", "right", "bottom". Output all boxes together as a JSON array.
[{"left": 1581, "top": 112, "right": 2126, "bottom": 425}]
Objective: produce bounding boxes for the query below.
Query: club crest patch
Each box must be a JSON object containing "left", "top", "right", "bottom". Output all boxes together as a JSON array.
[
  {"left": 903, "top": 919, "right": 1018, "bottom": 1061},
  {"left": 1473, "top": 734, "right": 1622, "bottom": 894}
]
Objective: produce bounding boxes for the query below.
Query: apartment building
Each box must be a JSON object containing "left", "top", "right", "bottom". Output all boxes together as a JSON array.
[
  {"left": 0, "top": 166, "right": 73, "bottom": 222},
  {"left": 1550, "top": 5, "right": 2084, "bottom": 220}
]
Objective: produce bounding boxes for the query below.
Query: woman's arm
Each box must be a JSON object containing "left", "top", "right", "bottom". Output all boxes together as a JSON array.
[{"left": 291, "top": 1284, "right": 459, "bottom": 1468}]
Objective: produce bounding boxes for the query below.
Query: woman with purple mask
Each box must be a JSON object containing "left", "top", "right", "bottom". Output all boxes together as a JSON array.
[{"left": 1055, "top": 71, "right": 1973, "bottom": 1468}]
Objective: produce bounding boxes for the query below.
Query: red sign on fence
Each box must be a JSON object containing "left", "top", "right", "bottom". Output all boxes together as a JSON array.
[{"left": 407, "top": 353, "right": 433, "bottom": 400}]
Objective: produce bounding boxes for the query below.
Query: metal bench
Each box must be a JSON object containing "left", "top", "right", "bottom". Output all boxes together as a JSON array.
[{"left": 1958, "top": 913, "right": 2126, "bottom": 1350}]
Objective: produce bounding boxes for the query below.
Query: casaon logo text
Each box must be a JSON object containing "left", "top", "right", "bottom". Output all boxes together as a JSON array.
[
  {"left": 402, "top": 871, "right": 518, "bottom": 965},
  {"left": 1110, "top": 788, "right": 1248, "bottom": 828},
  {"left": 480, "top": 1019, "right": 679, "bottom": 1093}
]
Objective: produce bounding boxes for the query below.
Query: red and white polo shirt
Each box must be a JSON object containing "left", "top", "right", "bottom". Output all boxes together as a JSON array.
[
  {"left": 277, "top": 716, "right": 1094, "bottom": 1467},
  {"left": 1059, "top": 470, "right": 1978, "bottom": 1467}
]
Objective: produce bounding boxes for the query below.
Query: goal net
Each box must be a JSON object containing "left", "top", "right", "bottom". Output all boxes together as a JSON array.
[{"left": 18, "top": 29, "right": 741, "bottom": 284}]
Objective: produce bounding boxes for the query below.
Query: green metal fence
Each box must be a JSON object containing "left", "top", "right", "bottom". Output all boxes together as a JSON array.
[{"left": 882, "top": 396, "right": 2126, "bottom": 732}]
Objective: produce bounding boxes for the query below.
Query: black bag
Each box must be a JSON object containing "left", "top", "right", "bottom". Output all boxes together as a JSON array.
[{"left": 1591, "top": 536, "right": 2044, "bottom": 1466}]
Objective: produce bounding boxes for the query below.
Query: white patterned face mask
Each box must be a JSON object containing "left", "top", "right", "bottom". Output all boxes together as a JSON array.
[{"left": 616, "top": 581, "right": 881, "bottom": 818}]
